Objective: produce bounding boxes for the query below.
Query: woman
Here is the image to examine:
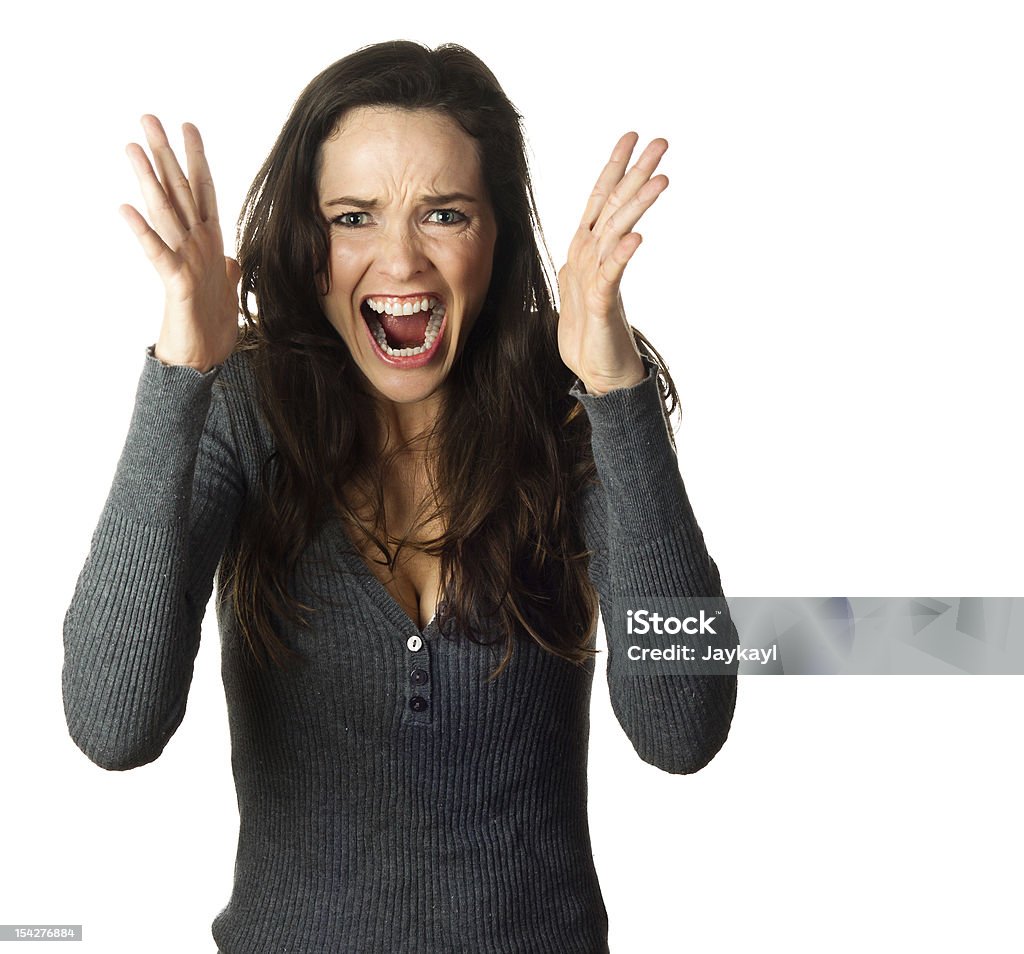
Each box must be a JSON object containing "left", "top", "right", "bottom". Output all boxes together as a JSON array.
[{"left": 63, "top": 40, "right": 737, "bottom": 953}]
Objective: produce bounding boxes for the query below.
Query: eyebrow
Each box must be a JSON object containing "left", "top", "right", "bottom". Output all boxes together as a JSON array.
[{"left": 323, "top": 192, "right": 481, "bottom": 209}]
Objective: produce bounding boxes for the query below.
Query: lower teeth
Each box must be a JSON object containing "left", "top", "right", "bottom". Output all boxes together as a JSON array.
[{"left": 369, "top": 307, "right": 444, "bottom": 357}]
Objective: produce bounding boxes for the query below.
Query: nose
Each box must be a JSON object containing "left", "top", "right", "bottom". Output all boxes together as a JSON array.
[{"left": 374, "top": 223, "right": 430, "bottom": 283}]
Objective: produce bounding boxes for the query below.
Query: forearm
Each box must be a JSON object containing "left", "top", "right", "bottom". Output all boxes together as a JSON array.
[
  {"left": 62, "top": 349, "right": 238, "bottom": 770},
  {"left": 573, "top": 357, "right": 738, "bottom": 773}
]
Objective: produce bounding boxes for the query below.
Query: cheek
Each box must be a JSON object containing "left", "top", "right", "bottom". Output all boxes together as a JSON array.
[
  {"left": 473, "top": 228, "right": 498, "bottom": 295},
  {"left": 327, "top": 245, "right": 359, "bottom": 285},
  {"left": 453, "top": 240, "right": 497, "bottom": 302},
  {"left": 326, "top": 232, "right": 375, "bottom": 277},
  {"left": 319, "top": 260, "right": 356, "bottom": 325}
]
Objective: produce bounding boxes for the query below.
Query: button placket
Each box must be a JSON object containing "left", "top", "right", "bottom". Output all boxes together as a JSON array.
[{"left": 401, "top": 630, "right": 433, "bottom": 726}]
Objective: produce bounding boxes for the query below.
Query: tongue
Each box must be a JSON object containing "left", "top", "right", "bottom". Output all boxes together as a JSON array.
[{"left": 381, "top": 313, "right": 428, "bottom": 348}]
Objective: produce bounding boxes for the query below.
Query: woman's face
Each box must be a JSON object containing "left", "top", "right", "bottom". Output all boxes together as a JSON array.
[{"left": 316, "top": 107, "right": 498, "bottom": 407}]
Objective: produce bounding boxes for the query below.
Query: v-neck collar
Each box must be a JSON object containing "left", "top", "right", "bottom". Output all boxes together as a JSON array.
[{"left": 330, "top": 516, "right": 439, "bottom": 639}]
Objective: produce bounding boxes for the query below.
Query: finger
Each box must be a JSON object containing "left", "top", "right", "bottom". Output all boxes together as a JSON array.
[
  {"left": 125, "top": 143, "right": 187, "bottom": 247},
  {"left": 596, "top": 174, "right": 668, "bottom": 262},
  {"left": 579, "top": 132, "right": 639, "bottom": 230},
  {"left": 597, "top": 232, "right": 643, "bottom": 294},
  {"left": 119, "top": 203, "right": 180, "bottom": 285},
  {"left": 141, "top": 114, "right": 200, "bottom": 229},
  {"left": 183, "top": 122, "right": 219, "bottom": 224},
  {"left": 592, "top": 138, "right": 668, "bottom": 235}
]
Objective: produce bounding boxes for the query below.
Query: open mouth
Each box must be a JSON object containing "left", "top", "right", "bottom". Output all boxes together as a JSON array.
[{"left": 360, "top": 295, "right": 447, "bottom": 359}]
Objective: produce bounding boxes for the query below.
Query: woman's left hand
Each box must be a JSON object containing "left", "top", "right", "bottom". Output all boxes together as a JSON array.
[{"left": 557, "top": 133, "right": 669, "bottom": 396}]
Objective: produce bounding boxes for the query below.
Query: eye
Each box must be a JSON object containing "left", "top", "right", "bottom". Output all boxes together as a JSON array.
[
  {"left": 426, "top": 209, "right": 466, "bottom": 225},
  {"left": 332, "top": 212, "right": 370, "bottom": 228}
]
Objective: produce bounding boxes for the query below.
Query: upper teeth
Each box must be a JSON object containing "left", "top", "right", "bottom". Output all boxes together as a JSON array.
[
  {"left": 366, "top": 296, "right": 442, "bottom": 316},
  {"left": 363, "top": 296, "right": 447, "bottom": 358}
]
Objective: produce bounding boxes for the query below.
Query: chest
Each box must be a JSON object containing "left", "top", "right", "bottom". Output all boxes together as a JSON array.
[
  {"left": 342, "top": 478, "right": 444, "bottom": 633},
  {"left": 356, "top": 535, "right": 442, "bottom": 632}
]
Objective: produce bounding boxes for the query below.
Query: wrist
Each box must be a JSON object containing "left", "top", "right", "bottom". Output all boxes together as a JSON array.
[
  {"left": 581, "top": 356, "right": 648, "bottom": 396},
  {"left": 153, "top": 339, "right": 220, "bottom": 375}
]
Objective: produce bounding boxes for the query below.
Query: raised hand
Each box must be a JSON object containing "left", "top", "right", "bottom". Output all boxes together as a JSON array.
[
  {"left": 557, "top": 133, "right": 669, "bottom": 396},
  {"left": 121, "top": 115, "right": 241, "bottom": 373}
]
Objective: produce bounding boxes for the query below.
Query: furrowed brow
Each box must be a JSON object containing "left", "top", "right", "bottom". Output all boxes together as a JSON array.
[
  {"left": 421, "top": 192, "right": 479, "bottom": 205},
  {"left": 323, "top": 196, "right": 381, "bottom": 209},
  {"left": 322, "top": 192, "right": 480, "bottom": 209}
]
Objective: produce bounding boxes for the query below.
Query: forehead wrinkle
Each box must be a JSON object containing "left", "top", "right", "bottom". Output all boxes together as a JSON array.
[
  {"left": 317, "top": 107, "right": 486, "bottom": 208},
  {"left": 373, "top": 154, "right": 477, "bottom": 207}
]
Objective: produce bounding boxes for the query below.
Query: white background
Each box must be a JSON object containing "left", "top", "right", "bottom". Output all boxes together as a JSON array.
[{"left": 3, "top": 1, "right": 1022, "bottom": 951}]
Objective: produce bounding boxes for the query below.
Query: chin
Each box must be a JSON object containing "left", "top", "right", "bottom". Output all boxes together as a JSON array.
[
  {"left": 351, "top": 345, "right": 454, "bottom": 404},
  {"left": 371, "top": 374, "right": 446, "bottom": 405}
]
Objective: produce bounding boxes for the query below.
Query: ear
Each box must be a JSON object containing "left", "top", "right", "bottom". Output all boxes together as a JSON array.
[{"left": 315, "top": 268, "right": 330, "bottom": 297}]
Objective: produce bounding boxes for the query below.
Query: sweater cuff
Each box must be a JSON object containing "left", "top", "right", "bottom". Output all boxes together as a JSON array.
[
  {"left": 570, "top": 355, "right": 690, "bottom": 535},
  {"left": 106, "top": 347, "right": 222, "bottom": 523}
]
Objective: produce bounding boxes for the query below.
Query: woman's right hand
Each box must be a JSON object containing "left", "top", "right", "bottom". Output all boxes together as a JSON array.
[{"left": 121, "top": 115, "right": 241, "bottom": 373}]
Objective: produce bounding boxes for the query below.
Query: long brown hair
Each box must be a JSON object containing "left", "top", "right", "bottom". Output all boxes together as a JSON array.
[{"left": 222, "top": 40, "right": 680, "bottom": 678}]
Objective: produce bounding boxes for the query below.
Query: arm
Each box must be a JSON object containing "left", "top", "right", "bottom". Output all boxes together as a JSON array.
[
  {"left": 572, "top": 356, "right": 738, "bottom": 774},
  {"left": 62, "top": 349, "right": 244, "bottom": 770},
  {"left": 64, "top": 115, "right": 248, "bottom": 770},
  {"left": 557, "top": 133, "right": 736, "bottom": 770}
]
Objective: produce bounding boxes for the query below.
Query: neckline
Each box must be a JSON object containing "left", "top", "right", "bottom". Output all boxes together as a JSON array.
[{"left": 330, "top": 517, "right": 439, "bottom": 638}]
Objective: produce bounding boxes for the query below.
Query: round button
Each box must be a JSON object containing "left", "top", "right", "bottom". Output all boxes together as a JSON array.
[
  {"left": 409, "top": 668, "right": 429, "bottom": 686},
  {"left": 406, "top": 635, "right": 423, "bottom": 652},
  {"left": 409, "top": 695, "right": 429, "bottom": 713}
]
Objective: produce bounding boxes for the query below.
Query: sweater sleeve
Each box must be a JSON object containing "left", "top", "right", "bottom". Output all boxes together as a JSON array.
[
  {"left": 571, "top": 356, "right": 738, "bottom": 774},
  {"left": 62, "top": 348, "right": 245, "bottom": 771}
]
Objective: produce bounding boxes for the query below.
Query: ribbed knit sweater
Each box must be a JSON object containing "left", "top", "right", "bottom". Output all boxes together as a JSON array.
[{"left": 62, "top": 347, "right": 737, "bottom": 954}]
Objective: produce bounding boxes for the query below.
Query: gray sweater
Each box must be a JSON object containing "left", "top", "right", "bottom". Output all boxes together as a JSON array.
[{"left": 63, "top": 347, "right": 737, "bottom": 953}]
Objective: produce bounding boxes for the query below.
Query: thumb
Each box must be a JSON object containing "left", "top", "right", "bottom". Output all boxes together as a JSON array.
[{"left": 225, "top": 256, "right": 242, "bottom": 287}]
